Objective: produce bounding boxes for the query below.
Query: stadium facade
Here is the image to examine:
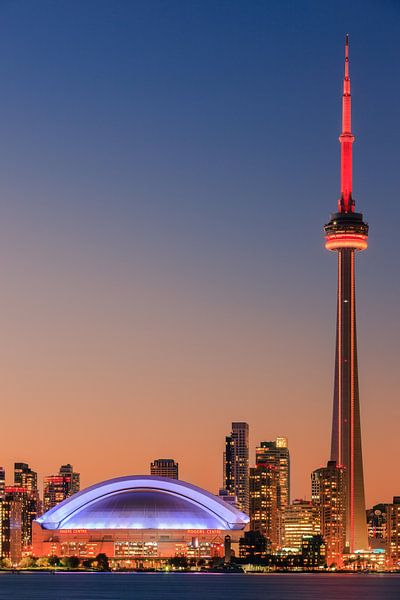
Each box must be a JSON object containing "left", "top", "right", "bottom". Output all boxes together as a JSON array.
[{"left": 32, "top": 476, "right": 249, "bottom": 564}]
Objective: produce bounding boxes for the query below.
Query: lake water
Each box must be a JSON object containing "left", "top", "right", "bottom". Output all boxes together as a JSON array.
[{"left": 0, "top": 572, "right": 400, "bottom": 600}]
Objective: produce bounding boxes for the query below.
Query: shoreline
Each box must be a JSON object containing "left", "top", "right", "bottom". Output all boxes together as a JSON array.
[{"left": 1, "top": 569, "right": 399, "bottom": 575}]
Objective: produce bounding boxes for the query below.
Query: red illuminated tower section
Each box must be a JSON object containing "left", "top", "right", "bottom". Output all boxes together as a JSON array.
[{"left": 324, "top": 36, "right": 368, "bottom": 552}]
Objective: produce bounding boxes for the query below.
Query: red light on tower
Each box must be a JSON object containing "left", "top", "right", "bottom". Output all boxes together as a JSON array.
[
  {"left": 325, "top": 233, "right": 368, "bottom": 251},
  {"left": 325, "top": 35, "right": 368, "bottom": 253},
  {"left": 339, "top": 34, "right": 355, "bottom": 214}
]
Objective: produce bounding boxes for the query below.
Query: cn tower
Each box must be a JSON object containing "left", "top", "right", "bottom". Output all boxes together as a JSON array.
[{"left": 324, "top": 36, "right": 368, "bottom": 551}]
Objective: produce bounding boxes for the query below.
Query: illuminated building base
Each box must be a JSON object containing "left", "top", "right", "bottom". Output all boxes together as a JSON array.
[{"left": 32, "top": 524, "right": 240, "bottom": 561}]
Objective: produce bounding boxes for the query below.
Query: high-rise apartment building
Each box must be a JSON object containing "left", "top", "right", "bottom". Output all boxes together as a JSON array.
[
  {"left": 43, "top": 464, "right": 80, "bottom": 512},
  {"left": 223, "top": 436, "right": 235, "bottom": 496},
  {"left": 59, "top": 464, "right": 80, "bottom": 494},
  {"left": 1, "top": 487, "right": 24, "bottom": 564},
  {"left": 249, "top": 463, "right": 278, "bottom": 550},
  {"left": 283, "top": 500, "right": 320, "bottom": 550},
  {"left": 0, "top": 499, "right": 2, "bottom": 558},
  {"left": 367, "top": 504, "right": 387, "bottom": 544},
  {"left": 150, "top": 459, "right": 179, "bottom": 480},
  {"left": 387, "top": 497, "right": 400, "bottom": 569},
  {"left": 14, "top": 463, "right": 41, "bottom": 546},
  {"left": 14, "top": 462, "right": 40, "bottom": 542},
  {"left": 256, "top": 437, "right": 290, "bottom": 545},
  {"left": 43, "top": 476, "right": 71, "bottom": 512},
  {"left": 14, "top": 463, "right": 37, "bottom": 492},
  {"left": 223, "top": 422, "right": 249, "bottom": 514},
  {"left": 256, "top": 437, "right": 290, "bottom": 509},
  {"left": 0, "top": 469, "right": 5, "bottom": 557},
  {"left": 0, "top": 467, "right": 5, "bottom": 498},
  {"left": 324, "top": 35, "right": 368, "bottom": 552},
  {"left": 312, "top": 461, "right": 346, "bottom": 565}
]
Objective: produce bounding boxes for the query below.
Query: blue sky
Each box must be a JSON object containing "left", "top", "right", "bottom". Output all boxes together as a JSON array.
[{"left": 0, "top": 0, "right": 398, "bottom": 503}]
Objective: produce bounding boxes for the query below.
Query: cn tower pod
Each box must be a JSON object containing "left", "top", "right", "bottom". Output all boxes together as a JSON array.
[{"left": 325, "top": 210, "right": 368, "bottom": 251}]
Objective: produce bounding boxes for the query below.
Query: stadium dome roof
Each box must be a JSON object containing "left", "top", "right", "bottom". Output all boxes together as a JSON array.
[{"left": 36, "top": 476, "right": 249, "bottom": 531}]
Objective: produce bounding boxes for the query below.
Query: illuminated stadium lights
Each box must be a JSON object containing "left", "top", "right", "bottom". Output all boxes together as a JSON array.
[
  {"left": 36, "top": 476, "right": 249, "bottom": 531},
  {"left": 33, "top": 476, "right": 249, "bottom": 561}
]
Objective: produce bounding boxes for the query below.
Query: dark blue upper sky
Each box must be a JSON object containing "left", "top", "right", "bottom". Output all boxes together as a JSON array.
[
  {"left": 0, "top": 1, "right": 398, "bottom": 269},
  {"left": 0, "top": 0, "right": 398, "bottom": 501}
]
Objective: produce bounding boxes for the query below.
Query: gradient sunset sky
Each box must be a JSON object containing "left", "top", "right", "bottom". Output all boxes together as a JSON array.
[{"left": 0, "top": 0, "right": 399, "bottom": 506}]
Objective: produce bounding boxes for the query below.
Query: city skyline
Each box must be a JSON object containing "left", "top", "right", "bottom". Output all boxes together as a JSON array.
[{"left": 0, "top": 1, "right": 399, "bottom": 507}]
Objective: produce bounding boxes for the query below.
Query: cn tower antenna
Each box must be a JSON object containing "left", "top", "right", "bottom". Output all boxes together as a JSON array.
[{"left": 339, "top": 34, "right": 354, "bottom": 213}]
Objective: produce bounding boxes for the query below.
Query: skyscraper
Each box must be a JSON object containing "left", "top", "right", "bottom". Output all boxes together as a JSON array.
[
  {"left": 14, "top": 463, "right": 37, "bottom": 492},
  {"left": 1, "top": 487, "right": 30, "bottom": 563},
  {"left": 0, "top": 499, "right": 2, "bottom": 558},
  {"left": 43, "top": 464, "right": 80, "bottom": 512},
  {"left": 367, "top": 504, "right": 388, "bottom": 544},
  {"left": 150, "top": 459, "right": 179, "bottom": 479},
  {"left": 387, "top": 497, "right": 400, "bottom": 569},
  {"left": 59, "top": 464, "right": 80, "bottom": 495},
  {"left": 223, "top": 422, "right": 249, "bottom": 514},
  {"left": 43, "top": 476, "right": 70, "bottom": 512},
  {"left": 249, "top": 463, "right": 278, "bottom": 550},
  {"left": 312, "top": 461, "right": 346, "bottom": 566},
  {"left": 283, "top": 500, "right": 320, "bottom": 550},
  {"left": 324, "top": 36, "right": 368, "bottom": 552},
  {"left": 14, "top": 462, "right": 40, "bottom": 546},
  {"left": 256, "top": 437, "right": 290, "bottom": 509},
  {"left": 0, "top": 467, "right": 5, "bottom": 499},
  {"left": 223, "top": 436, "right": 235, "bottom": 496}
]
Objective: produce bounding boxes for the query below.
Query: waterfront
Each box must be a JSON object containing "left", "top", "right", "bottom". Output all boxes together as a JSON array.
[{"left": 0, "top": 573, "right": 400, "bottom": 600}]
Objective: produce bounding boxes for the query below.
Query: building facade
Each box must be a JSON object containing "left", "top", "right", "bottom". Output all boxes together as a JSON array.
[
  {"left": 387, "top": 497, "right": 400, "bottom": 569},
  {"left": 43, "top": 464, "right": 80, "bottom": 512},
  {"left": 33, "top": 476, "right": 249, "bottom": 564},
  {"left": 223, "top": 422, "right": 249, "bottom": 514},
  {"left": 0, "top": 499, "right": 2, "bottom": 559},
  {"left": 249, "top": 463, "right": 278, "bottom": 550},
  {"left": 283, "top": 500, "right": 320, "bottom": 551},
  {"left": 223, "top": 436, "right": 235, "bottom": 497},
  {"left": 256, "top": 437, "right": 290, "bottom": 510},
  {"left": 1, "top": 488, "right": 24, "bottom": 564},
  {"left": 59, "top": 464, "right": 80, "bottom": 495},
  {"left": 0, "top": 467, "right": 5, "bottom": 499},
  {"left": 367, "top": 504, "right": 388, "bottom": 545},
  {"left": 324, "top": 35, "right": 368, "bottom": 552},
  {"left": 14, "top": 463, "right": 37, "bottom": 492},
  {"left": 150, "top": 459, "right": 179, "bottom": 480},
  {"left": 312, "top": 461, "right": 346, "bottom": 565},
  {"left": 14, "top": 462, "right": 40, "bottom": 545}
]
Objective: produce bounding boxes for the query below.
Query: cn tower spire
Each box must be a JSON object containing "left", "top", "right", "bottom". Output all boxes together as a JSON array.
[{"left": 339, "top": 34, "right": 355, "bottom": 213}]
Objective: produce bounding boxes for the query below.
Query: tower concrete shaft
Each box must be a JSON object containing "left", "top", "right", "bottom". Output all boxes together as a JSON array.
[
  {"left": 324, "top": 36, "right": 368, "bottom": 552},
  {"left": 330, "top": 248, "right": 367, "bottom": 551}
]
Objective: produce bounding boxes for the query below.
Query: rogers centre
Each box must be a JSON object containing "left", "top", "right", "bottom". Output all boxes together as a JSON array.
[{"left": 33, "top": 476, "right": 249, "bottom": 564}]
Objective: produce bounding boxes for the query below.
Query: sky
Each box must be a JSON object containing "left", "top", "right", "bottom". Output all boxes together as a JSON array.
[{"left": 0, "top": 0, "right": 399, "bottom": 506}]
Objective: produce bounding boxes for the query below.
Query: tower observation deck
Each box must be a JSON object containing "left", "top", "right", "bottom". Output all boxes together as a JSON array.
[{"left": 324, "top": 35, "right": 368, "bottom": 552}]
